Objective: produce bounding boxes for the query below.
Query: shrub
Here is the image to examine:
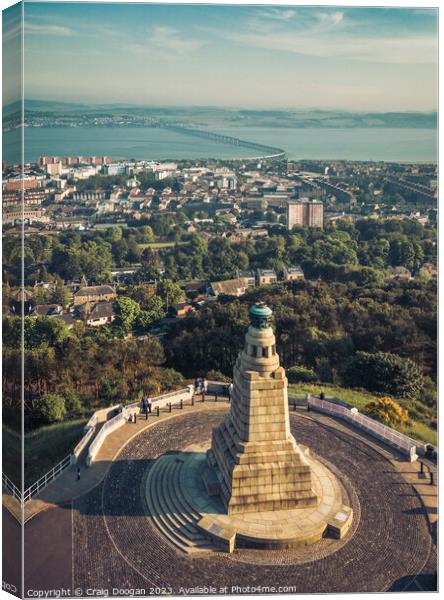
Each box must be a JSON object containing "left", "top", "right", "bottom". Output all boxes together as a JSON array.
[
  {"left": 343, "top": 351, "right": 424, "bottom": 400},
  {"left": 287, "top": 365, "right": 318, "bottom": 384},
  {"left": 36, "top": 393, "right": 67, "bottom": 423},
  {"left": 64, "top": 388, "right": 83, "bottom": 417},
  {"left": 363, "top": 396, "right": 408, "bottom": 427}
]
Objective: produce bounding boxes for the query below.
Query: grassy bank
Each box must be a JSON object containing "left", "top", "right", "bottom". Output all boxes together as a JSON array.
[
  {"left": 288, "top": 383, "right": 437, "bottom": 446},
  {"left": 3, "top": 419, "right": 88, "bottom": 488}
]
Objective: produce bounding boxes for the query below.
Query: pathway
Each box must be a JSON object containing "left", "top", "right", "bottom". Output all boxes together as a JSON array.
[{"left": 3, "top": 396, "right": 226, "bottom": 523}]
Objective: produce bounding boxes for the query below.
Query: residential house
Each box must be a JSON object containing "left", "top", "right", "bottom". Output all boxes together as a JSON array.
[
  {"left": 80, "top": 301, "right": 115, "bottom": 327},
  {"left": 31, "top": 304, "right": 63, "bottom": 317},
  {"left": 74, "top": 285, "right": 116, "bottom": 306},
  {"left": 283, "top": 266, "right": 305, "bottom": 281},
  {"left": 256, "top": 269, "right": 278, "bottom": 286},
  {"left": 210, "top": 277, "right": 252, "bottom": 298}
]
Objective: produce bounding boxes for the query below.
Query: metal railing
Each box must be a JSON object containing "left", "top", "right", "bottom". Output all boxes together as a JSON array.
[
  {"left": 2, "top": 472, "right": 22, "bottom": 502},
  {"left": 87, "top": 387, "right": 195, "bottom": 466},
  {"left": 23, "top": 454, "right": 73, "bottom": 502},
  {"left": 125, "top": 386, "right": 194, "bottom": 414},
  {"left": 72, "top": 425, "right": 96, "bottom": 463},
  {"left": 87, "top": 410, "right": 126, "bottom": 465},
  {"left": 307, "top": 394, "right": 419, "bottom": 461}
]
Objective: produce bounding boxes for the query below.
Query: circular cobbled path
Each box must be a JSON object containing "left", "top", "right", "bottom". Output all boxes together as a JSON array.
[{"left": 73, "top": 408, "right": 433, "bottom": 594}]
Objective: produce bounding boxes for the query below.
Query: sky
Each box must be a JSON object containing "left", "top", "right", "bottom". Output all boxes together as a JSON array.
[{"left": 3, "top": 2, "right": 439, "bottom": 111}]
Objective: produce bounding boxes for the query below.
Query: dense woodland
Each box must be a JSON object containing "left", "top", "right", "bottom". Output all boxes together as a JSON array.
[
  {"left": 164, "top": 280, "right": 437, "bottom": 428},
  {"left": 2, "top": 216, "right": 437, "bottom": 435},
  {"left": 3, "top": 319, "right": 185, "bottom": 431},
  {"left": 2, "top": 217, "right": 437, "bottom": 286}
]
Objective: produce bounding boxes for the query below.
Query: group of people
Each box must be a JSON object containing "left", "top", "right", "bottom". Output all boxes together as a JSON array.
[
  {"left": 194, "top": 377, "right": 208, "bottom": 399},
  {"left": 140, "top": 394, "right": 153, "bottom": 418},
  {"left": 135, "top": 379, "right": 233, "bottom": 418}
]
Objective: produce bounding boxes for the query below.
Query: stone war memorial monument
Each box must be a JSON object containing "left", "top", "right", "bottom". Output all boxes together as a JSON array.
[
  {"left": 146, "top": 303, "right": 353, "bottom": 553},
  {"left": 208, "top": 302, "right": 318, "bottom": 515}
]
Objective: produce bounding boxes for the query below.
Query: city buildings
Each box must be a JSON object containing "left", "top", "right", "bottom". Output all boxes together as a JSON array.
[{"left": 287, "top": 199, "right": 324, "bottom": 229}]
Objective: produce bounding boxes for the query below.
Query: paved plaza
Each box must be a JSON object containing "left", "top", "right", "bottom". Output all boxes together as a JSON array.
[
  {"left": 8, "top": 401, "right": 435, "bottom": 596},
  {"left": 66, "top": 407, "right": 435, "bottom": 594}
]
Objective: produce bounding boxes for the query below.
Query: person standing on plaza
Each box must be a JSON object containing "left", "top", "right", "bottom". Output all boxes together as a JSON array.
[{"left": 147, "top": 396, "right": 152, "bottom": 413}]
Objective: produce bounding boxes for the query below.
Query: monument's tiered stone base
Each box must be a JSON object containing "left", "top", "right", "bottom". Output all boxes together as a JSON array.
[
  {"left": 209, "top": 323, "right": 318, "bottom": 515},
  {"left": 145, "top": 442, "right": 353, "bottom": 554}
]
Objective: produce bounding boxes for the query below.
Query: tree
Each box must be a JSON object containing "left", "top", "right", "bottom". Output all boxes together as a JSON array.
[
  {"left": 363, "top": 396, "right": 408, "bottom": 427},
  {"left": 139, "top": 248, "right": 163, "bottom": 280},
  {"left": 127, "top": 284, "right": 156, "bottom": 310},
  {"left": 135, "top": 297, "right": 165, "bottom": 332},
  {"left": 157, "top": 279, "right": 185, "bottom": 308},
  {"left": 51, "top": 282, "right": 70, "bottom": 308},
  {"left": 24, "top": 317, "right": 71, "bottom": 349},
  {"left": 114, "top": 297, "right": 141, "bottom": 333},
  {"left": 344, "top": 351, "right": 425, "bottom": 400},
  {"left": 36, "top": 393, "right": 67, "bottom": 423},
  {"left": 64, "top": 388, "right": 83, "bottom": 417},
  {"left": 287, "top": 365, "right": 317, "bottom": 383}
]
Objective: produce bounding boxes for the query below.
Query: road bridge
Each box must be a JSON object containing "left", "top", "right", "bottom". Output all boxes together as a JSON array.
[{"left": 159, "top": 124, "right": 286, "bottom": 160}]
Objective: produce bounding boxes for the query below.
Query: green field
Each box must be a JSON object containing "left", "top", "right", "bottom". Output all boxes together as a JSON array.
[
  {"left": 139, "top": 241, "right": 187, "bottom": 249},
  {"left": 3, "top": 419, "right": 88, "bottom": 488},
  {"left": 288, "top": 383, "right": 437, "bottom": 446}
]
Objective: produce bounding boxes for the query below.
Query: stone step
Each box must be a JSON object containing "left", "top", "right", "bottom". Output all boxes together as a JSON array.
[
  {"left": 160, "top": 460, "right": 203, "bottom": 539},
  {"left": 146, "top": 461, "right": 192, "bottom": 552},
  {"left": 175, "top": 461, "right": 203, "bottom": 522},
  {"left": 163, "top": 461, "right": 207, "bottom": 540},
  {"left": 154, "top": 462, "right": 202, "bottom": 543},
  {"left": 146, "top": 456, "right": 214, "bottom": 554}
]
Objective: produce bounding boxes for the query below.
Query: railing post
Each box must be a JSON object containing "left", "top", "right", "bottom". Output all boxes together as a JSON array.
[
  {"left": 191, "top": 395, "right": 195, "bottom": 406},
  {"left": 180, "top": 399, "right": 183, "bottom": 409},
  {"left": 157, "top": 406, "right": 160, "bottom": 417},
  {"left": 293, "top": 400, "right": 297, "bottom": 411},
  {"left": 169, "top": 402, "right": 172, "bottom": 413},
  {"left": 430, "top": 471, "right": 435, "bottom": 486},
  {"left": 420, "top": 461, "right": 424, "bottom": 474}
]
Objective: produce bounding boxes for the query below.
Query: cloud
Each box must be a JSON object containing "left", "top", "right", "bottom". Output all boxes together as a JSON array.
[
  {"left": 25, "top": 23, "right": 75, "bottom": 36},
  {"left": 150, "top": 26, "right": 203, "bottom": 53},
  {"left": 316, "top": 11, "right": 344, "bottom": 27},
  {"left": 129, "top": 26, "right": 204, "bottom": 58},
  {"left": 223, "top": 8, "right": 435, "bottom": 65},
  {"left": 258, "top": 8, "right": 296, "bottom": 21},
  {"left": 230, "top": 27, "right": 436, "bottom": 65}
]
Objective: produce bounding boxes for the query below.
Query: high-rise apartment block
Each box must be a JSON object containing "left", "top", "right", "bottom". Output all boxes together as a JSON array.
[{"left": 287, "top": 199, "right": 324, "bottom": 229}]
